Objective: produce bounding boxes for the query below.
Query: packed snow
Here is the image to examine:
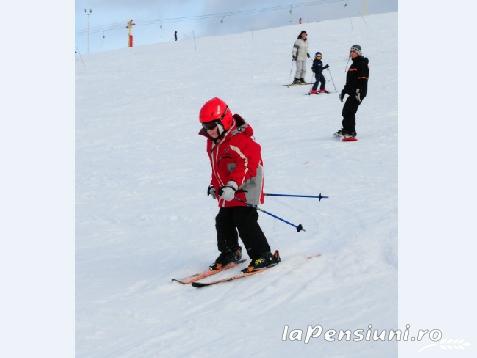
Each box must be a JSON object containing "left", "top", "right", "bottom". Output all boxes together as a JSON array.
[{"left": 76, "top": 12, "right": 397, "bottom": 357}]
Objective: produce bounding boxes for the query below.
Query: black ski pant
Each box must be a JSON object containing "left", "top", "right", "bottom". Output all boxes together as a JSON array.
[
  {"left": 215, "top": 206, "right": 271, "bottom": 260},
  {"left": 342, "top": 95, "right": 361, "bottom": 134},
  {"left": 312, "top": 73, "right": 326, "bottom": 91}
]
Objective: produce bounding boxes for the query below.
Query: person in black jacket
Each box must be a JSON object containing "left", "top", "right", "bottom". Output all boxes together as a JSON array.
[
  {"left": 336, "top": 45, "right": 369, "bottom": 138},
  {"left": 309, "top": 52, "right": 329, "bottom": 94}
]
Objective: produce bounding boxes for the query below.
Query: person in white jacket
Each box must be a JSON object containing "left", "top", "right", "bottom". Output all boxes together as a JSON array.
[{"left": 292, "top": 31, "right": 310, "bottom": 84}]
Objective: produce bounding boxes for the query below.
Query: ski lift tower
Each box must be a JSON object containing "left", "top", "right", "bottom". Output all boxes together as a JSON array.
[
  {"left": 126, "top": 19, "right": 136, "bottom": 47},
  {"left": 84, "top": 9, "right": 92, "bottom": 54}
]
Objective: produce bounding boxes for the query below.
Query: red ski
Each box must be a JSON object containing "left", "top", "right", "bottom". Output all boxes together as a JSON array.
[
  {"left": 306, "top": 90, "right": 332, "bottom": 95},
  {"left": 192, "top": 250, "right": 281, "bottom": 288},
  {"left": 191, "top": 251, "right": 320, "bottom": 288},
  {"left": 333, "top": 132, "right": 358, "bottom": 141},
  {"left": 171, "top": 259, "right": 246, "bottom": 284}
]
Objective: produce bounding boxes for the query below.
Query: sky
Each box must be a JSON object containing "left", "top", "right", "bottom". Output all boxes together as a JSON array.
[{"left": 75, "top": 0, "right": 397, "bottom": 54}]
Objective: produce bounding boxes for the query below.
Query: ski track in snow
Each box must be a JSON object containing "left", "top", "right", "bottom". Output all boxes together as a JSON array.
[{"left": 76, "top": 12, "right": 397, "bottom": 358}]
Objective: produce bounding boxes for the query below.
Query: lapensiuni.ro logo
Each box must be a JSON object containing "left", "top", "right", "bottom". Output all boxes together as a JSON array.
[{"left": 282, "top": 324, "right": 445, "bottom": 344}]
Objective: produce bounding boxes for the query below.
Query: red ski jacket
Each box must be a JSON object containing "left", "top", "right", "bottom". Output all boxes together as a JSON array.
[{"left": 199, "top": 116, "right": 265, "bottom": 208}]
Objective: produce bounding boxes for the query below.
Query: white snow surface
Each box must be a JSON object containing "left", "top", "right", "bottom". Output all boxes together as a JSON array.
[{"left": 76, "top": 12, "right": 397, "bottom": 358}]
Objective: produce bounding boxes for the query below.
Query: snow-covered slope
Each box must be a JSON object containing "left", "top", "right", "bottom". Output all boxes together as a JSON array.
[{"left": 76, "top": 12, "right": 397, "bottom": 358}]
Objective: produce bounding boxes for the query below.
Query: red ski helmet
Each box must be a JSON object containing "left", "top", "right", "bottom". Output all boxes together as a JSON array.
[{"left": 199, "top": 97, "right": 233, "bottom": 131}]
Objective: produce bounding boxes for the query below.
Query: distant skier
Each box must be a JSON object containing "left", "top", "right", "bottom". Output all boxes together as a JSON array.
[
  {"left": 291, "top": 31, "right": 310, "bottom": 85},
  {"left": 174, "top": 30, "right": 178, "bottom": 42},
  {"left": 336, "top": 45, "right": 369, "bottom": 140},
  {"left": 309, "top": 52, "right": 330, "bottom": 94},
  {"left": 198, "top": 97, "right": 280, "bottom": 273}
]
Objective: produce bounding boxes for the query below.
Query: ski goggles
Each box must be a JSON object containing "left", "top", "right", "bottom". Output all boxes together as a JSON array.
[
  {"left": 202, "top": 120, "right": 220, "bottom": 130},
  {"left": 350, "top": 47, "right": 361, "bottom": 54}
]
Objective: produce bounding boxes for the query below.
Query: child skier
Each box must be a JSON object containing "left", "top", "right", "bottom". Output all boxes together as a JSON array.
[
  {"left": 198, "top": 97, "right": 281, "bottom": 273},
  {"left": 309, "top": 52, "right": 329, "bottom": 94}
]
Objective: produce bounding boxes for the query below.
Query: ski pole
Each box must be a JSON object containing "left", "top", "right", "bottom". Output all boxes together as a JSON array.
[
  {"left": 326, "top": 68, "right": 337, "bottom": 92},
  {"left": 255, "top": 205, "right": 305, "bottom": 232},
  {"left": 234, "top": 197, "right": 305, "bottom": 232},
  {"left": 75, "top": 49, "right": 85, "bottom": 65},
  {"left": 289, "top": 60, "right": 295, "bottom": 82},
  {"left": 265, "top": 192, "right": 329, "bottom": 201}
]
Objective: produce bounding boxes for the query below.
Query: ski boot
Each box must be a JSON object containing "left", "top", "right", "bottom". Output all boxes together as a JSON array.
[
  {"left": 334, "top": 129, "right": 356, "bottom": 138},
  {"left": 209, "top": 247, "right": 242, "bottom": 270},
  {"left": 309, "top": 89, "right": 318, "bottom": 95},
  {"left": 299, "top": 78, "right": 306, "bottom": 84},
  {"left": 342, "top": 131, "right": 358, "bottom": 141},
  {"left": 291, "top": 78, "right": 301, "bottom": 85},
  {"left": 242, "top": 250, "right": 281, "bottom": 273},
  {"left": 333, "top": 129, "right": 344, "bottom": 137},
  {"left": 319, "top": 89, "right": 330, "bottom": 94}
]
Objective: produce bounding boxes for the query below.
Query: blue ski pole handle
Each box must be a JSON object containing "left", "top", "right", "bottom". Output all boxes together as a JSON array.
[{"left": 264, "top": 192, "right": 329, "bottom": 201}]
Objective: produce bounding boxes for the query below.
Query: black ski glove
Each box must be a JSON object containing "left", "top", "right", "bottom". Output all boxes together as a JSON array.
[
  {"left": 339, "top": 91, "right": 345, "bottom": 102},
  {"left": 324, "top": 64, "right": 329, "bottom": 69},
  {"left": 207, "top": 185, "right": 216, "bottom": 199},
  {"left": 307, "top": 53, "right": 310, "bottom": 58}
]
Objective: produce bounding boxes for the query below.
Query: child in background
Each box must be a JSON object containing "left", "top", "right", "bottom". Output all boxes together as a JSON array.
[{"left": 309, "top": 52, "right": 330, "bottom": 94}]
